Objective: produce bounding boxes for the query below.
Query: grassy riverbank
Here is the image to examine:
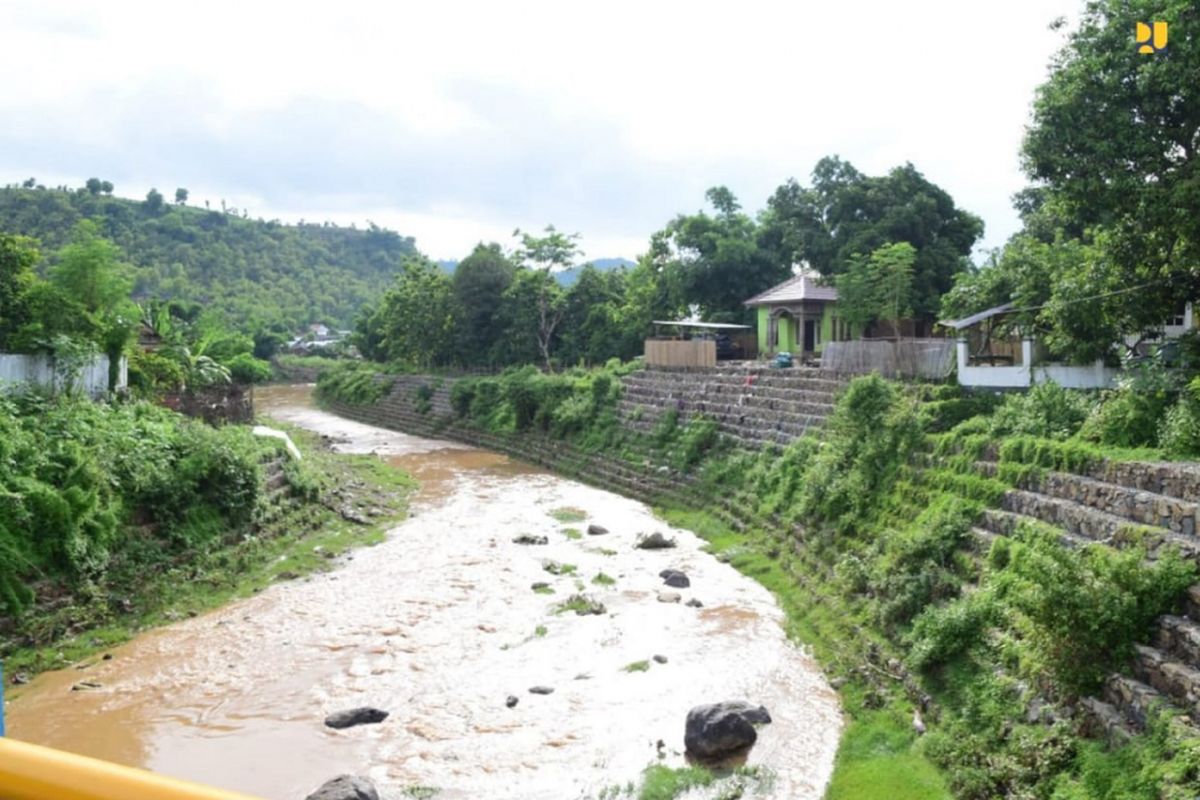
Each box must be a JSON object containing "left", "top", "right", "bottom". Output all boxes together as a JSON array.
[
  {"left": 317, "top": 363, "right": 1200, "bottom": 799},
  {"left": 1, "top": 397, "right": 412, "bottom": 680}
]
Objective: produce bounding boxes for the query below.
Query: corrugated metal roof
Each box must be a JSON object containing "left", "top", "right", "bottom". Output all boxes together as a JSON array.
[
  {"left": 744, "top": 270, "right": 838, "bottom": 306},
  {"left": 652, "top": 320, "right": 753, "bottom": 330},
  {"left": 938, "top": 302, "right": 1016, "bottom": 330}
]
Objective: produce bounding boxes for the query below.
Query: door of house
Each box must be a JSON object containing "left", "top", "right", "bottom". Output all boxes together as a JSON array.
[{"left": 803, "top": 319, "right": 816, "bottom": 352}]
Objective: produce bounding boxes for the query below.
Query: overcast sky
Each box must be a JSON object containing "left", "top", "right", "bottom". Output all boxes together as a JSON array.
[{"left": 1, "top": 0, "right": 1080, "bottom": 262}]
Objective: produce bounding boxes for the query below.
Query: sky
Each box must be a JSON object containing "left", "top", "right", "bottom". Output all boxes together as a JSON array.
[{"left": 0, "top": 0, "right": 1081, "bottom": 263}]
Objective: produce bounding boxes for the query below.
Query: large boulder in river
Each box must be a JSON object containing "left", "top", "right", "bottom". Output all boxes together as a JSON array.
[
  {"left": 636, "top": 532, "right": 676, "bottom": 550},
  {"left": 684, "top": 701, "right": 772, "bottom": 758},
  {"left": 660, "top": 569, "right": 690, "bottom": 588},
  {"left": 587, "top": 524, "right": 610, "bottom": 536},
  {"left": 324, "top": 707, "right": 389, "bottom": 729},
  {"left": 305, "top": 775, "right": 378, "bottom": 800}
]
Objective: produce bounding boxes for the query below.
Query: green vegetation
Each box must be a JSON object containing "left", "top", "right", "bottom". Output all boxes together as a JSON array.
[
  {"left": 554, "top": 593, "right": 606, "bottom": 616},
  {"left": 623, "top": 660, "right": 650, "bottom": 673},
  {"left": 592, "top": 572, "right": 616, "bottom": 586},
  {"left": 542, "top": 560, "right": 577, "bottom": 576},
  {"left": 550, "top": 506, "right": 588, "bottom": 523},
  {"left": 561, "top": 527, "right": 583, "bottom": 540},
  {"left": 532, "top": 585, "right": 555, "bottom": 595},
  {"left": 534, "top": 624, "right": 548, "bottom": 637},
  {"left": 0, "top": 184, "right": 416, "bottom": 332},
  {"left": 0, "top": 401, "right": 412, "bottom": 676}
]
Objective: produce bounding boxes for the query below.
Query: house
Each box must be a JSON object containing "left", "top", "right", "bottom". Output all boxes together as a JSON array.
[
  {"left": 743, "top": 270, "right": 857, "bottom": 359},
  {"left": 941, "top": 302, "right": 1197, "bottom": 390}
]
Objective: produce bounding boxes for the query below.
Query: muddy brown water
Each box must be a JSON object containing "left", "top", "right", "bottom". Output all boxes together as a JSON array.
[{"left": 6, "top": 384, "right": 842, "bottom": 799}]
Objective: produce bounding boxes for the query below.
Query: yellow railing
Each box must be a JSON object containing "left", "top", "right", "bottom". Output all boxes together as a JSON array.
[{"left": 0, "top": 738, "right": 265, "bottom": 800}]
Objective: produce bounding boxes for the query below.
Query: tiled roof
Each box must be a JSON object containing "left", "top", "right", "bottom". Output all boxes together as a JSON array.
[{"left": 744, "top": 270, "right": 838, "bottom": 306}]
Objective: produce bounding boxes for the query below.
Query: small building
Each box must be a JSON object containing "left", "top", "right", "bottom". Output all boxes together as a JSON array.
[{"left": 743, "top": 270, "right": 856, "bottom": 359}]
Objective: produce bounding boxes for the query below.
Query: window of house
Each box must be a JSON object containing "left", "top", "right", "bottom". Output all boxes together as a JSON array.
[{"left": 1169, "top": 303, "right": 1187, "bottom": 327}]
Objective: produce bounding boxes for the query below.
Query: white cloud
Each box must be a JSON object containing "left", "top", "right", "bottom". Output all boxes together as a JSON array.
[{"left": 0, "top": 0, "right": 1079, "bottom": 261}]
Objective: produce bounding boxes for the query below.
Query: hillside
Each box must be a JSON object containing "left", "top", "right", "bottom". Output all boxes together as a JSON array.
[{"left": 0, "top": 186, "right": 420, "bottom": 330}]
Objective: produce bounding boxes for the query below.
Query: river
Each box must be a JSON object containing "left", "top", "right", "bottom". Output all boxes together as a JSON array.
[{"left": 6, "top": 385, "right": 842, "bottom": 799}]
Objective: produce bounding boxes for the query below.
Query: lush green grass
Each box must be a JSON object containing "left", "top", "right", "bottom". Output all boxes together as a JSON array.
[
  {"left": 826, "top": 712, "right": 949, "bottom": 800},
  {"left": 637, "top": 765, "right": 714, "bottom": 800},
  {"left": 623, "top": 659, "right": 650, "bottom": 673},
  {"left": 562, "top": 527, "right": 584, "bottom": 540},
  {"left": 592, "top": 572, "right": 616, "bottom": 586}
]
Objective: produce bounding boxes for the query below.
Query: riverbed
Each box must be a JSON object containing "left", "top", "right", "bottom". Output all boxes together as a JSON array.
[{"left": 6, "top": 384, "right": 842, "bottom": 799}]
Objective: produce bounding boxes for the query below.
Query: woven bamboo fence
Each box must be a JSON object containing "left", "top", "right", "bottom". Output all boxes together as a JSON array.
[{"left": 821, "top": 339, "right": 955, "bottom": 380}]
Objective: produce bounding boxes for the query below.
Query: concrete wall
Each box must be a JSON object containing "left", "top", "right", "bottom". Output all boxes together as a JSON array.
[
  {"left": 0, "top": 353, "right": 127, "bottom": 396},
  {"left": 956, "top": 339, "right": 1120, "bottom": 390}
]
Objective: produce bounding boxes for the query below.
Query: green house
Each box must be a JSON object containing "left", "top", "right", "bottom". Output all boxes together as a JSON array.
[{"left": 744, "top": 270, "right": 857, "bottom": 358}]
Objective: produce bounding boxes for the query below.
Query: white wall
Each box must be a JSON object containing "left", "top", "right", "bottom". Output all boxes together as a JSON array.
[
  {"left": 0, "top": 353, "right": 127, "bottom": 396},
  {"left": 956, "top": 339, "right": 1119, "bottom": 390}
]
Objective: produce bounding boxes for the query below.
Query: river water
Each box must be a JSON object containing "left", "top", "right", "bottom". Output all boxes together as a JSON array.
[{"left": 6, "top": 385, "right": 841, "bottom": 799}]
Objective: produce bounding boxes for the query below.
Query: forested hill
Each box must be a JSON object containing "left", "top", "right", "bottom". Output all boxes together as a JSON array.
[{"left": 0, "top": 186, "right": 420, "bottom": 329}]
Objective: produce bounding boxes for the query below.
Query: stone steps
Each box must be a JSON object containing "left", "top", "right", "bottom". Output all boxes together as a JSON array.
[
  {"left": 1000, "top": 489, "right": 1151, "bottom": 542},
  {"left": 1133, "top": 644, "right": 1200, "bottom": 716},
  {"left": 1103, "top": 673, "right": 1169, "bottom": 731},
  {"left": 1155, "top": 615, "right": 1200, "bottom": 666}
]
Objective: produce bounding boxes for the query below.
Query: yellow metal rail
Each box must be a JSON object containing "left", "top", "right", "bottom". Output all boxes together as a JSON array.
[{"left": 0, "top": 737, "right": 265, "bottom": 800}]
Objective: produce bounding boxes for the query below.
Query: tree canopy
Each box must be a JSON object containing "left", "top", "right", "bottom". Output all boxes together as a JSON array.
[{"left": 762, "top": 157, "right": 983, "bottom": 318}]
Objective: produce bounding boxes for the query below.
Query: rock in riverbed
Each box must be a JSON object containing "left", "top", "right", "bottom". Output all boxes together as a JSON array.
[
  {"left": 529, "top": 685, "right": 555, "bottom": 695},
  {"left": 685, "top": 598, "right": 704, "bottom": 608},
  {"left": 513, "top": 534, "right": 549, "bottom": 546},
  {"left": 324, "top": 707, "right": 389, "bottom": 729},
  {"left": 587, "top": 524, "right": 609, "bottom": 536},
  {"left": 657, "top": 591, "right": 681, "bottom": 603},
  {"left": 636, "top": 532, "right": 676, "bottom": 550},
  {"left": 506, "top": 695, "right": 519, "bottom": 708},
  {"left": 305, "top": 774, "right": 379, "bottom": 800},
  {"left": 684, "top": 701, "right": 772, "bottom": 759},
  {"left": 660, "top": 569, "right": 690, "bottom": 588}
]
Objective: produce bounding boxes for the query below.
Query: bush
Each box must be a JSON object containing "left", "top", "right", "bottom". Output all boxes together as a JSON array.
[
  {"left": 449, "top": 379, "right": 476, "bottom": 417},
  {"left": 987, "top": 381, "right": 1094, "bottom": 440},
  {"left": 224, "top": 353, "right": 273, "bottom": 384},
  {"left": 315, "top": 362, "right": 394, "bottom": 405},
  {"left": 1082, "top": 363, "right": 1181, "bottom": 448},
  {"left": 1160, "top": 378, "right": 1200, "bottom": 457}
]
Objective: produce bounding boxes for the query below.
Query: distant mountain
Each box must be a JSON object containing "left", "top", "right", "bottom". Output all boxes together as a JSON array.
[
  {"left": 0, "top": 185, "right": 419, "bottom": 329},
  {"left": 434, "top": 256, "right": 635, "bottom": 286}
]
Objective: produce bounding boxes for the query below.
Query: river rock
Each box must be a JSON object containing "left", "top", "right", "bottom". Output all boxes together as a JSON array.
[
  {"left": 506, "top": 695, "right": 519, "bottom": 708},
  {"left": 587, "top": 524, "right": 610, "bottom": 536},
  {"left": 660, "top": 569, "right": 690, "bottom": 588},
  {"left": 324, "top": 706, "right": 389, "bottom": 729},
  {"left": 653, "top": 654, "right": 669, "bottom": 664},
  {"left": 304, "top": 774, "right": 379, "bottom": 800},
  {"left": 531, "top": 581, "right": 551, "bottom": 590},
  {"left": 657, "top": 591, "right": 681, "bottom": 603},
  {"left": 685, "top": 598, "right": 704, "bottom": 608},
  {"left": 683, "top": 701, "right": 771, "bottom": 758},
  {"left": 636, "top": 532, "right": 676, "bottom": 550},
  {"left": 71, "top": 680, "right": 101, "bottom": 691},
  {"left": 513, "top": 534, "right": 549, "bottom": 546},
  {"left": 529, "top": 685, "right": 555, "bottom": 695}
]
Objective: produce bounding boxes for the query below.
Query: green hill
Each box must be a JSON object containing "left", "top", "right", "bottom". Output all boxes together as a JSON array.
[{"left": 0, "top": 185, "right": 420, "bottom": 330}]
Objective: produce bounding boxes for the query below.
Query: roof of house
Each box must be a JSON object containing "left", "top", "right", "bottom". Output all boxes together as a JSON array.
[
  {"left": 743, "top": 269, "right": 838, "bottom": 306},
  {"left": 938, "top": 302, "right": 1016, "bottom": 331}
]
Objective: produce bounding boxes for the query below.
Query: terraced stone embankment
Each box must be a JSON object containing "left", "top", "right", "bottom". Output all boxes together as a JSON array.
[
  {"left": 968, "top": 452, "right": 1200, "bottom": 741},
  {"left": 618, "top": 365, "right": 849, "bottom": 449}
]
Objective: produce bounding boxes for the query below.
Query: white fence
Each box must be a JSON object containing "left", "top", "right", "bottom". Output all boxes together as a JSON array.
[
  {"left": 821, "top": 339, "right": 956, "bottom": 380},
  {"left": 0, "top": 353, "right": 128, "bottom": 396}
]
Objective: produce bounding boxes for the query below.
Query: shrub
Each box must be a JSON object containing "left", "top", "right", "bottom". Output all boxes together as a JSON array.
[
  {"left": 1160, "top": 378, "right": 1200, "bottom": 457},
  {"left": 987, "top": 381, "right": 1094, "bottom": 440},
  {"left": 673, "top": 417, "right": 719, "bottom": 471},
  {"left": 1082, "top": 363, "right": 1181, "bottom": 448},
  {"left": 449, "top": 379, "right": 476, "bottom": 417},
  {"left": 224, "top": 353, "right": 272, "bottom": 384},
  {"left": 315, "top": 362, "right": 394, "bottom": 405}
]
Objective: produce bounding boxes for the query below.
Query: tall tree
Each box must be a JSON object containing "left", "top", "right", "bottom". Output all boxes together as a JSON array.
[
  {"left": 650, "top": 187, "right": 788, "bottom": 320},
  {"left": 143, "top": 188, "right": 165, "bottom": 215},
  {"left": 372, "top": 257, "right": 458, "bottom": 367},
  {"left": 512, "top": 226, "right": 579, "bottom": 370},
  {"left": 762, "top": 157, "right": 983, "bottom": 318},
  {"left": 175, "top": 187, "right": 189, "bottom": 205},
  {"left": 0, "top": 234, "right": 39, "bottom": 349},
  {"left": 85, "top": 178, "right": 103, "bottom": 196},
  {"left": 837, "top": 242, "right": 916, "bottom": 336},
  {"left": 1023, "top": 0, "right": 1200, "bottom": 338},
  {"left": 453, "top": 242, "right": 515, "bottom": 365}
]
